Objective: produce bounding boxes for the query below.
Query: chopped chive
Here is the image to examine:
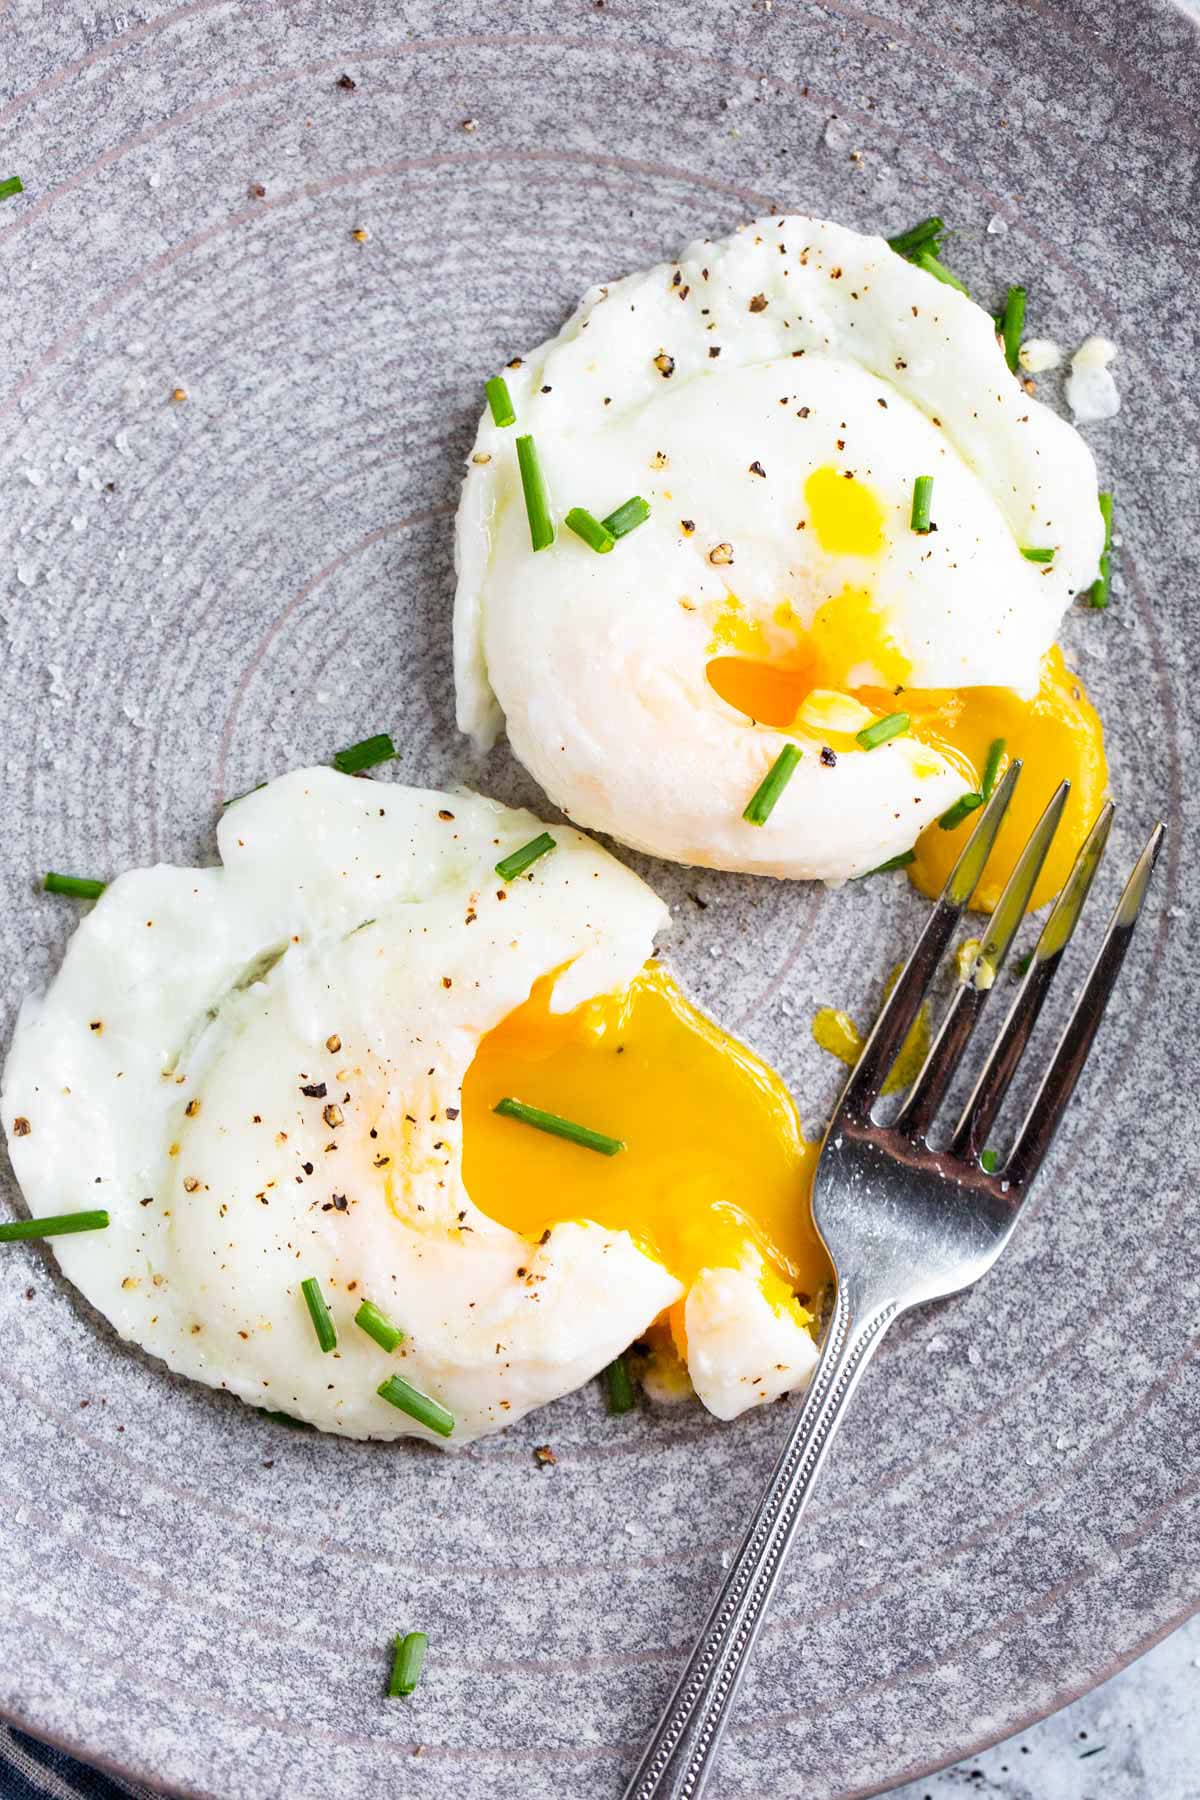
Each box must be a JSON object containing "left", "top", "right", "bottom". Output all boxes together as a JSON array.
[
  {"left": 981, "top": 737, "right": 1006, "bottom": 800},
  {"left": 493, "top": 1096, "right": 624, "bottom": 1156},
  {"left": 886, "top": 216, "right": 944, "bottom": 259},
  {"left": 938, "top": 791, "right": 984, "bottom": 831},
  {"left": 743, "top": 742, "right": 803, "bottom": 826},
  {"left": 485, "top": 375, "right": 515, "bottom": 428},
  {"left": 910, "top": 247, "right": 969, "bottom": 295},
  {"left": 495, "top": 832, "right": 556, "bottom": 882},
  {"left": 1000, "top": 284, "right": 1026, "bottom": 373},
  {"left": 910, "top": 474, "right": 934, "bottom": 534},
  {"left": 515, "top": 433, "right": 555, "bottom": 551},
  {"left": 43, "top": 872, "right": 106, "bottom": 899},
  {"left": 223, "top": 782, "right": 267, "bottom": 807},
  {"left": 0, "top": 176, "right": 23, "bottom": 203},
  {"left": 0, "top": 1209, "right": 109, "bottom": 1243},
  {"left": 1020, "top": 546, "right": 1054, "bottom": 564},
  {"left": 859, "top": 850, "right": 916, "bottom": 878},
  {"left": 1089, "top": 490, "right": 1114, "bottom": 609},
  {"left": 564, "top": 506, "right": 615, "bottom": 554},
  {"left": 980, "top": 1148, "right": 999, "bottom": 1174},
  {"left": 355, "top": 1299, "right": 405, "bottom": 1354},
  {"left": 601, "top": 495, "right": 651, "bottom": 539},
  {"left": 855, "top": 712, "right": 909, "bottom": 751},
  {"left": 332, "top": 732, "right": 395, "bottom": 774},
  {"left": 377, "top": 1374, "right": 455, "bottom": 1437},
  {"left": 1013, "top": 951, "right": 1033, "bottom": 978},
  {"left": 388, "top": 1631, "right": 428, "bottom": 1698},
  {"left": 258, "top": 1408, "right": 312, "bottom": 1429},
  {"left": 300, "top": 1276, "right": 337, "bottom": 1353},
  {"left": 604, "top": 1352, "right": 635, "bottom": 1415}
]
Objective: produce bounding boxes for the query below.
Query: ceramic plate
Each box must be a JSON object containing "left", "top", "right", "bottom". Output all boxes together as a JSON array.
[{"left": 1, "top": 3, "right": 1197, "bottom": 1795}]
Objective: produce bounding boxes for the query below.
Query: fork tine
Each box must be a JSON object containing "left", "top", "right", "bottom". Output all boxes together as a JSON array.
[
  {"left": 840, "top": 762, "right": 1021, "bottom": 1117},
  {"left": 1004, "top": 821, "right": 1165, "bottom": 1188},
  {"left": 894, "top": 780, "right": 1070, "bottom": 1140},
  {"left": 950, "top": 801, "right": 1114, "bottom": 1162}
]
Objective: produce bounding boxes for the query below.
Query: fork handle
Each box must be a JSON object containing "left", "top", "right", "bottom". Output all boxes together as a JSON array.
[{"left": 622, "top": 1289, "right": 899, "bottom": 1800}]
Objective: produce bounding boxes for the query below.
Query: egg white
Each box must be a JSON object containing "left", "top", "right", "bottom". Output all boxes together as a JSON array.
[
  {"left": 455, "top": 212, "right": 1105, "bottom": 881},
  {"left": 2, "top": 771, "right": 817, "bottom": 1445}
]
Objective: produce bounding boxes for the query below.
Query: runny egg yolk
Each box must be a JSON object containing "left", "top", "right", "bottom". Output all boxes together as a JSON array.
[
  {"left": 704, "top": 467, "right": 1108, "bottom": 913},
  {"left": 803, "top": 464, "right": 886, "bottom": 557},
  {"left": 460, "top": 962, "right": 829, "bottom": 1322},
  {"left": 899, "top": 647, "right": 1108, "bottom": 913}
]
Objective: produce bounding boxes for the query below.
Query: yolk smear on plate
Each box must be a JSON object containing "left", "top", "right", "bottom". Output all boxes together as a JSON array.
[
  {"left": 894, "top": 647, "right": 1108, "bottom": 913},
  {"left": 460, "top": 961, "right": 828, "bottom": 1311}
]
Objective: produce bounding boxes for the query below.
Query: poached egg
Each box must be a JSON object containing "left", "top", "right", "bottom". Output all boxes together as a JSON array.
[
  {"left": 455, "top": 212, "right": 1108, "bottom": 899},
  {"left": 2, "top": 771, "right": 826, "bottom": 1445}
]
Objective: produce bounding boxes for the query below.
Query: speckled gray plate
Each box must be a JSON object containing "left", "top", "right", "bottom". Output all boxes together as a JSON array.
[{"left": 1, "top": 3, "right": 1197, "bottom": 1796}]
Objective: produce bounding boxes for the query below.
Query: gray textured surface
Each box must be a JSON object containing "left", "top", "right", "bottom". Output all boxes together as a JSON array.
[
  {"left": 0, "top": 3, "right": 1197, "bottom": 1798},
  {"left": 892, "top": 1613, "right": 1200, "bottom": 1798}
]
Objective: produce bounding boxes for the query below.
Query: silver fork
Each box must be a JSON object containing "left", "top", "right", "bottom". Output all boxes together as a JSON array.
[{"left": 623, "top": 764, "right": 1165, "bottom": 1800}]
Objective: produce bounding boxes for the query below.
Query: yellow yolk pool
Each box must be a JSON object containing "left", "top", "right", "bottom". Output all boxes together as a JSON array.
[
  {"left": 897, "top": 648, "right": 1108, "bottom": 913},
  {"left": 460, "top": 962, "right": 828, "bottom": 1309}
]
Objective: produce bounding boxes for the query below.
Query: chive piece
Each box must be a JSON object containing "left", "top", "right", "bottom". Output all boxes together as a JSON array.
[
  {"left": 300, "top": 1276, "right": 337, "bottom": 1353},
  {"left": 355, "top": 1299, "right": 405, "bottom": 1354},
  {"left": 1020, "top": 546, "right": 1054, "bottom": 564},
  {"left": 493, "top": 1096, "right": 624, "bottom": 1157},
  {"left": 855, "top": 712, "right": 909, "bottom": 751},
  {"left": 223, "top": 782, "right": 267, "bottom": 807},
  {"left": 1012, "top": 951, "right": 1033, "bottom": 978},
  {"left": 388, "top": 1631, "right": 428, "bottom": 1698},
  {"left": 1089, "top": 490, "right": 1114, "bottom": 609},
  {"left": 981, "top": 737, "right": 1006, "bottom": 801},
  {"left": 886, "top": 216, "right": 944, "bottom": 259},
  {"left": 0, "top": 1210, "right": 109, "bottom": 1244},
  {"left": 1000, "top": 285, "right": 1026, "bottom": 373},
  {"left": 859, "top": 850, "right": 916, "bottom": 878},
  {"left": 604, "top": 1353, "right": 635, "bottom": 1415},
  {"left": 743, "top": 742, "right": 803, "bottom": 826},
  {"left": 377, "top": 1374, "right": 455, "bottom": 1437},
  {"left": 515, "top": 433, "right": 555, "bottom": 551},
  {"left": 565, "top": 506, "right": 616, "bottom": 554},
  {"left": 258, "top": 1408, "right": 311, "bottom": 1429},
  {"left": 938, "top": 791, "right": 984, "bottom": 831},
  {"left": 495, "top": 832, "right": 556, "bottom": 882},
  {"left": 910, "top": 474, "right": 934, "bottom": 534},
  {"left": 43, "top": 872, "right": 106, "bottom": 899},
  {"left": 332, "top": 732, "right": 396, "bottom": 775},
  {"left": 601, "top": 495, "right": 651, "bottom": 539},
  {"left": 910, "top": 247, "right": 969, "bottom": 294},
  {"left": 485, "top": 375, "right": 516, "bottom": 428},
  {"left": 980, "top": 1148, "right": 999, "bottom": 1174},
  {"left": 0, "top": 176, "right": 23, "bottom": 203}
]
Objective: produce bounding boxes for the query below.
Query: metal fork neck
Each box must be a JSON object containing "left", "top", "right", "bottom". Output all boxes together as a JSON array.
[{"left": 621, "top": 1288, "right": 899, "bottom": 1800}]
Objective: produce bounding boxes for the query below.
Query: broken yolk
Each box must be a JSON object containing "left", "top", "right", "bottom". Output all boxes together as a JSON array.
[
  {"left": 708, "top": 466, "right": 904, "bottom": 722},
  {"left": 702, "top": 459, "right": 1106, "bottom": 913},
  {"left": 460, "top": 962, "right": 829, "bottom": 1312},
  {"left": 900, "top": 646, "right": 1108, "bottom": 913},
  {"left": 708, "top": 585, "right": 908, "bottom": 723}
]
